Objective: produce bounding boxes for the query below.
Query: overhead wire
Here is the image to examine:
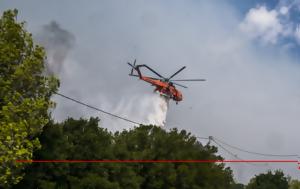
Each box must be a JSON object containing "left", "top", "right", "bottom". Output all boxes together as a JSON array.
[
  {"left": 195, "top": 137, "right": 268, "bottom": 167},
  {"left": 211, "top": 138, "right": 243, "bottom": 161},
  {"left": 211, "top": 137, "right": 268, "bottom": 167},
  {"left": 213, "top": 137, "right": 298, "bottom": 157},
  {"left": 54, "top": 91, "right": 142, "bottom": 125}
]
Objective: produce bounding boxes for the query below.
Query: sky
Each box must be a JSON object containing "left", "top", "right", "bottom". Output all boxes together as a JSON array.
[{"left": 1, "top": 0, "right": 300, "bottom": 184}]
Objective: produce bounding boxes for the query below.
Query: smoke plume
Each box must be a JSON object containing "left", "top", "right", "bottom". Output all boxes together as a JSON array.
[{"left": 36, "top": 21, "right": 75, "bottom": 75}]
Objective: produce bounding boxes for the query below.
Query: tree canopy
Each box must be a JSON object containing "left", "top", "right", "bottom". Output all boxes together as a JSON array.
[
  {"left": 246, "top": 170, "right": 289, "bottom": 189},
  {"left": 0, "top": 9, "right": 59, "bottom": 187},
  {"left": 14, "top": 118, "right": 235, "bottom": 189},
  {"left": 289, "top": 179, "right": 300, "bottom": 189}
]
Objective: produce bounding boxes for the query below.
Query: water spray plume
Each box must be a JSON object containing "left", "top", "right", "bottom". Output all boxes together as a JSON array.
[{"left": 146, "top": 93, "right": 170, "bottom": 127}]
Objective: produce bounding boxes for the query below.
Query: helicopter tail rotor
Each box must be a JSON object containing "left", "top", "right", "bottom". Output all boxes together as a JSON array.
[{"left": 128, "top": 59, "right": 137, "bottom": 76}]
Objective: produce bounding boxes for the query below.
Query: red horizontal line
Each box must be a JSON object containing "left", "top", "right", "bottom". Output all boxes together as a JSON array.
[{"left": 16, "top": 160, "right": 299, "bottom": 163}]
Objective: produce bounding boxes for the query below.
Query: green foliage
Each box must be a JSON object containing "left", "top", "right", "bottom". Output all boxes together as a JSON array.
[
  {"left": 14, "top": 119, "right": 236, "bottom": 189},
  {"left": 289, "top": 179, "right": 300, "bottom": 189},
  {"left": 0, "top": 9, "right": 59, "bottom": 187},
  {"left": 246, "top": 170, "right": 289, "bottom": 189},
  {"left": 114, "top": 125, "right": 234, "bottom": 189},
  {"left": 14, "top": 118, "right": 138, "bottom": 189},
  {"left": 231, "top": 183, "right": 245, "bottom": 189}
]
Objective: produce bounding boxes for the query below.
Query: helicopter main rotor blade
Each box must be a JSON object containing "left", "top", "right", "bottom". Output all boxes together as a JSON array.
[
  {"left": 172, "top": 82, "right": 188, "bottom": 88},
  {"left": 170, "top": 79, "right": 206, "bottom": 81},
  {"left": 137, "top": 65, "right": 164, "bottom": 79},
  {"left": 168, "top": 66, "right": 186, "bottom": 80}
]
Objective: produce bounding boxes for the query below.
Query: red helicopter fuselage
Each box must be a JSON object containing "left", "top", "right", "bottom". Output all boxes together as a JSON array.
[
  {"left": 129, "top": 64, "right": 183, "bottom": 103},
  {"left": 140, "top": 76, "right": 183, "bottom": 102}
]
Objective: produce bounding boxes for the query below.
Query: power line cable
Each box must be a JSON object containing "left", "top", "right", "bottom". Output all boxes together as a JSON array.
[
  {"left": 54, "top": 92, "right": 142, "bottom": 125},
  {"left": 211, "top": 137, "right": 267, "bottom": 167},
  {"left": 213, "top": 137, "right": 298, "bottom": 157},
  {"left": 211, "top": 138, "right": 243, "bottom": 161}
]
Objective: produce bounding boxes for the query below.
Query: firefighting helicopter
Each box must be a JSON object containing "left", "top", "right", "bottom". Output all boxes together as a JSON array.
[{"left": 127, "top": 59, "right": 205, "bottom": 104}]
